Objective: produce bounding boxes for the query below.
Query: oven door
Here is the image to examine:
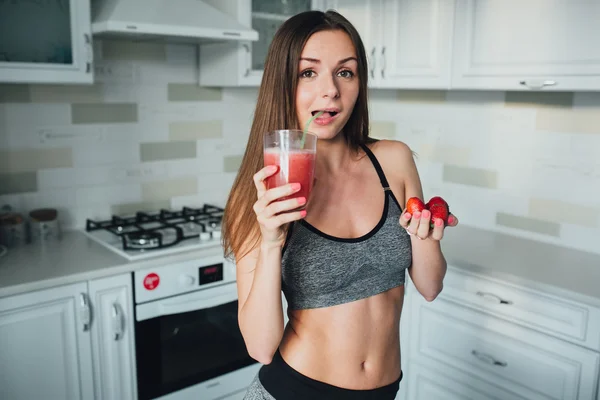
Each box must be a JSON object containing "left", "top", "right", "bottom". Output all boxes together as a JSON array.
[{"left": 135, "top": 282, "right": 259, "bottom": 400}]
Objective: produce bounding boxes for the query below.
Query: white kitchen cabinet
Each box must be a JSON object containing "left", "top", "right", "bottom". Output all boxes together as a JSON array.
[
  {"left": 0, "top": 283, "right": 95, "bottom": 400},
  {"left": 403, "top": 268, "right": 600, "bottom": 400},
  {"left": 441, "top": 268, "right": 600, "bottom": 352},
  {"left": 218, "top": 389, "right": 247, "bottom": 400},
  {"left": 199, "top": 0, "right": 324, "bottom": 87},
  {"left": 0, "top": 0, "right": 94, "bottom": 84},
  {"left": 452, "top": 0, "right": 600, "bottom": 91},
  {"left": 89, "top": 273, "right": 137, "bottom": 400},
  {"left": 319, "top": 0, "right": 455, "bottom": 89},
  {"left": 377, "top": 0, "right": 454, "bottom": 89},
  {"left": 320, "top": 0, "right": 380, "bottom": 88},
  {"left": 404, "top": 360, "right": 529, "bottom": 400}
]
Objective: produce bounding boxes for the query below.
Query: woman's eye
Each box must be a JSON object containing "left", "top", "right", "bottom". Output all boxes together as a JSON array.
[
  {"left": 338, "top": 70, "right": 354, "bottom": 78},
  {"left": 300, "top": 70, "right": 315, "bottom": 78}
]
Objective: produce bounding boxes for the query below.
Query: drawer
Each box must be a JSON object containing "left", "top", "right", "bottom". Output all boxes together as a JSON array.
[
  {"left": 408, "top": 296, "right": 600, "bottom": 400},
  {"left": 404, "top": 360, "right": 528, "bottom": 400},
  {"left": 441, "top": 267, "right": 600, "bottom": 351},
  {"left": 218, "top": 389, "right": 246, "bottom": 400}
]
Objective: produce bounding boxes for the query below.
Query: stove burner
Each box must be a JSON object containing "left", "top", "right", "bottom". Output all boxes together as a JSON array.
[
  {"left": 125, "top": 232, "right": 162, "bottom": 250},
  {"left": 85, "top": 204, "right": 224, "bottom": 252}
]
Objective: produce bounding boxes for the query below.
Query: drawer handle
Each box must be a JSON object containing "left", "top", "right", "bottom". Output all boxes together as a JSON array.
[
  {"left": 471, "top": 350, "right": 507, "bottom": 367},
  {"left": 519, "top": 80, "right": 557, "bottom": 89},
  {"left": 476, "top": 291, "right": 513, "bottom": 305}
]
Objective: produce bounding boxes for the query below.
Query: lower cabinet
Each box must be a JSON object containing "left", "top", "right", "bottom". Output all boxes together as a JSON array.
[
  {"left": 404, "top": 360, "right": 529, "bottom": 400},
  {"left": 89, "top": 273, "right": 137, "bottom": 400},
  {"left": 0, "top": 273, "right": 137, "bottom": 400},
  {"left": 218, "top": 389, "right": 247, "bottom": 400},
  {"left": 0, "top": 282, "right": 95, "bottom": 400},
  {"left": 402, "top": 269, "right": 600, "bottom": 400}
]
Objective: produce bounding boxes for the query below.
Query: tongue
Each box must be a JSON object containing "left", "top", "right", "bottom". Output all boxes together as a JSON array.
[{"left": 318, "top": 112, "right": 333, "bottom": 117}]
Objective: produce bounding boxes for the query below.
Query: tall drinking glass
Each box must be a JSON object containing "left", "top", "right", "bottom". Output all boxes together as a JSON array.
[{"left": 263, "top": 129, "right": 317, "bottom": 210}]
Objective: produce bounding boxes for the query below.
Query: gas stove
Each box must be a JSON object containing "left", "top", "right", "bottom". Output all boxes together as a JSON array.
[{"left": 84, "top": 204, "right": 224, "bottom": 260}]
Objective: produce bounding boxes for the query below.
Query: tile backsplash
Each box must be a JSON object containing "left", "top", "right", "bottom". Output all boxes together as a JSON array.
[
  {"left": 1, "top": 40, "right": 599, "bottom": 256},
  {"left": 369, "top": 89, "right": 600, "bottom": 255}
]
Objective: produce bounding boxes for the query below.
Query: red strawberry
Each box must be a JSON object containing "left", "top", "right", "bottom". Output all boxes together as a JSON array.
[
  {"left": 406, "top": 197, "right": 426, "bottom": 215},
  {"left": 426, "top": 196, "right": 450, "bottom": 226}
]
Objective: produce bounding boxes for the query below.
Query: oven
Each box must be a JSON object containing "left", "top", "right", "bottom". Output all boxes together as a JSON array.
[{"left": 133, "top": 252, "right": 260, "bottom": 400}]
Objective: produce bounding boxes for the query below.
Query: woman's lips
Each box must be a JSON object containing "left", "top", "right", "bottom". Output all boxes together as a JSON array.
[{"left": 312, "top": 112, "right": 339, "bottom": 126}]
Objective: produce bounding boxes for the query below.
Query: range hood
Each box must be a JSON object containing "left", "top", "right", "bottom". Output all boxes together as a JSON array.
[{"left": 91, "top": 0, "right": 258, "bottom": 43}]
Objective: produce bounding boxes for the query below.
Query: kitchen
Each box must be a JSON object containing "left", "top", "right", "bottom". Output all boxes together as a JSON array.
[{"left": 1, "top": 0, "right": 599, "bottom": 399}]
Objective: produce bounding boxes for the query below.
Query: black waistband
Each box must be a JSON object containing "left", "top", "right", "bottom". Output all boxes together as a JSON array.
[{"left": 259, "top": 350, "right": 402, "bottom": 400}]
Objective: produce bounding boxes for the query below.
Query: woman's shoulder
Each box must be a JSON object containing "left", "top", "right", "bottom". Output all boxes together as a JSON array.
[
  {"left": 364, "top": 139, "right": 418, "bottom": 192},
  {"left": 366, "top": 139, "right": 415, "bottom": 166}
]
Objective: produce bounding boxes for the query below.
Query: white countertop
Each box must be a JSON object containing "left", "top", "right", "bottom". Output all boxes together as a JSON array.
[
  {"left": 441, "top": 225, "right": 600, "bottom": 308},
  {"left": 0, "top": 229, "right": 223, "bottom": 298},
  {"left": 0, "top": 226, "right": 599, "bottom": 308}
]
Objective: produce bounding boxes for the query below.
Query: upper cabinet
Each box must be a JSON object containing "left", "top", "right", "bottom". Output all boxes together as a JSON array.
[
  {"left": 0, "top": 0, "right": 94, "bottom": 84},
  {"left": 199, "top": 0, "right": 324, "bottom": 87},
  {"left": 292, "top": 0, "right": 454, "bottom": 90},
  {"left": 377, "top": 0, "right": 454, "bottom": 89},
  {"left": 199, "top": 0, "right": 600, "bottom": 92},
  {"left": 321, "top": 0, "right": 381, "bottom": 88},
  {"left": 451, "top": 0, "right": 600, "bottom": 91}
]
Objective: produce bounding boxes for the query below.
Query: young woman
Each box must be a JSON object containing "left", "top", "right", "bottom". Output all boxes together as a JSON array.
[{"left": 222, "top": 10, "right": 458, "bottom": 400}]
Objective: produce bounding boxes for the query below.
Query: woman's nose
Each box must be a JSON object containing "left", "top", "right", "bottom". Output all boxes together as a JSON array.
[{"left": 321, "top": 75, "right": 340, "bottom": 99}]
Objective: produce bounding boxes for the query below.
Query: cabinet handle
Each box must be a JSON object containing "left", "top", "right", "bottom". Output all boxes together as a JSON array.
[
  {"left": 519, "top": 80, "right": 557, "bottom": 90},
  {"left": 112, "top": 303, "right": 125, "bottom": 341},
  {"left": 381, "top": 46, "right": 386, "bottom": 79},
  {"left": 476, "top": 291, "right": 513, "bottom": 305},
  {"left": 370, "top": 47, "right": 376, "bottom": 79},
  {"left": 84, "top": 33, "right": 93, "bottom": 74},
  {"left": 79, "top": 293, "right": 91, "bottom": 332},
  {"left": 242, "top": 44, "right": 251, "bottom": 77},
  {"left": 471, "top": 350, "right": 507, "bottom": 367}
]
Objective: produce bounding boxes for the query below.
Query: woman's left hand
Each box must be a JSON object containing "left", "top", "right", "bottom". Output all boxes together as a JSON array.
[{"left": 399, "top": 209, "right": 458, "bottom": 241}]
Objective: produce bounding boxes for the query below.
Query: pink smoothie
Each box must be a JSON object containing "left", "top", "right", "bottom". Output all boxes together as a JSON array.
[{"left": 264, "top": 148, "right": 316, "bottom": 205}]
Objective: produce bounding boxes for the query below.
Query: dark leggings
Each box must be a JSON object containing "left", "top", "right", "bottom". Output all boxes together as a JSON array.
[{"left": 258, "top": 350, "right": 402, "bottom": 400}]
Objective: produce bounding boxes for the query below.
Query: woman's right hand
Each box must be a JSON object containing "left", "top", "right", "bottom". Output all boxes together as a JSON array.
[{"left": 252, "top": 165, "right": 307, "bottom": 246}]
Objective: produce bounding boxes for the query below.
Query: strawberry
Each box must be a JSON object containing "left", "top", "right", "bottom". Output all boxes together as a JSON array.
[
  {"left": 406, "top": 197, "right": 426, "bottom": 215},
  {"left": 426, "top": 196, "right": 450, "bottom": 226}
]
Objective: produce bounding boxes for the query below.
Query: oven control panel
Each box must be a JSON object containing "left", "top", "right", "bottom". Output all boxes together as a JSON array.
[
  {"left": 133, "top": 248, "right": 236, "bottom": 303},
  {"left": 199, "top": 263, "right": 223, "bottom": 285}
]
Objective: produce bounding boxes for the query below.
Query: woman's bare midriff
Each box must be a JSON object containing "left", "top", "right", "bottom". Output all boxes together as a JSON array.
[{"left": 278, "top": 285, "right": 405, "bottom": 390}]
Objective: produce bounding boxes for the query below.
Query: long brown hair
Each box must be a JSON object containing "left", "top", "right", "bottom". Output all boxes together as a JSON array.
[{"left": 222, "top": 10, "right": 374, "bottom": 261}]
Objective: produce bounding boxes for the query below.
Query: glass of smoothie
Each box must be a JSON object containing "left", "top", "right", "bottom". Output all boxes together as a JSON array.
[{"left": 263, "top": 129, "right": 317, "bottom": 210}]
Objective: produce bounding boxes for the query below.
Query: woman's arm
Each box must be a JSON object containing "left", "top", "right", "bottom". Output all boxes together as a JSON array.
[
  {"left": 236, "top": 240, "right": 285, "bottom": 364},
  {"left": 235, "top": 167, "right": 307, "bottom": 364},
  {"left": 401, "top": 145, "right": 446, "bottom": 300},
  {"left": 386, "top": 141, "right": 456, "bottom": 301}
]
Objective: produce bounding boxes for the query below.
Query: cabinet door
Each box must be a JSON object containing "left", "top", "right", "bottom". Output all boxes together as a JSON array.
[
  {"left": 441, "top": 267, "right": 600, "bottom": 352},
  {"left": 0, "top": 283, "right": 95, "bottom": 400},
  {"left": 452, "top": 0, "right": 600, "bottom": 91},
  {"left": 408, "top": 291, "right": 600, "bottom": 400},
  {"left": 89, "top": 273, "right": 137, "bottom": 400},
  {"left": 405, "top": 361, "right": 529, "bottom": 400},
  {"left": 200, "top": 0, "right": 320, "bottom": 87},
  {"left": 323, "top": 0, "right": 382, "bottom": 88},
  {"left": 378, "top": 0, "right": 454, "bottom": 89},
  {"left": 0, "top": 0, "right": 93, "bottom": 84},
  {"left": 218, "top": 389, "right": 247, "bottom": 400}
]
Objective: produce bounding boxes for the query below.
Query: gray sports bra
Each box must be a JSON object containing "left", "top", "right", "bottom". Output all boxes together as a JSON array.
[{"left": 281, "top": 143, "right": 412, "bottom": 310}]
